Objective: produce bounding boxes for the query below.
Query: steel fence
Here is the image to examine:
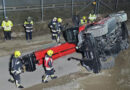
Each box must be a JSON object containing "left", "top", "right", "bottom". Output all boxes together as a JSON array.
[
  {"left": 0, "top": 0, "right": 129, "bottom": 24},
  {"left": 0, "top": 0, "right": 92, "bottom": 24},
  {"left": 0, "top": 0, "right": 129, "bottom": 39}
]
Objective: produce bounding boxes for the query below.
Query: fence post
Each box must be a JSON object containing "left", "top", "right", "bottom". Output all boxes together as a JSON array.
[
  {"left": 71, "top": 0, "right": 74, "bottom": 16},
  {"left": 41, "top": 0, "right": 44, "bottom": 22},
  {"left": 115, "top": 0, "right": 119, "bottom": 10},
  {"left": 2, "top": 0, "right": 6, "bottom": 18}
]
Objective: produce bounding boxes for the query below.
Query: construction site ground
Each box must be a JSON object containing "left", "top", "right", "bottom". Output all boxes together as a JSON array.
[{"left": 0, "top": 15, "right": 130, "bottom": 90}]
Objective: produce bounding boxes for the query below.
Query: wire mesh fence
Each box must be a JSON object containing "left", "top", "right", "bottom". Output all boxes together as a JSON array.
[
  {"left": 0, "top": 0, "right": 129, "bottom": 24},
  {"left": 0, "top": 0, "right": 129, "bottom": 40},
  {"left": 0, "top": 0, "right": 90, "bottom": 24}
]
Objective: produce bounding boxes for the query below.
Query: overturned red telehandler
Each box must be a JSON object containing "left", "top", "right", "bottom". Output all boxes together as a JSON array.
[{"left": 21, "top": 11, "right": 129, "bottom": 73}]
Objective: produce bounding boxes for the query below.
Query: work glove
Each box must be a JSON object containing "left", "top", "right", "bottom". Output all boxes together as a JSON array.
[
  {"left": 22, "top": 65, "right": 26, "bottom": 73},
  {"left": 11, "top": 70, "right": 16, "bottom": 74},
  {"left": 76, "top": 46, "right": 79, "bottom": 49},
  {"left": 50, "top": 25, "right": 53, "bottom": 29},
  {"left": 16, "top": 71, "right": 21, "bottom": 75}
]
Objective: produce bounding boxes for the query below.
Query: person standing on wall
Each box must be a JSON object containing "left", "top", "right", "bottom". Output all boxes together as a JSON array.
[
  {"left": 56, "top": 18, "right": 63, "bottom": 44},
  {"left": 80, "top": 16, "right": 87, "bottom": 25},
  {"left": 72, "top": 13, "right": 80, "bottom": 27},
  {"left": 88, "top": 11, "right": 97, "bottom": 24},
  {"left": 1, "top": 17, "right": 13, "bottom": 40},
  {"left": 24, "top": 16, "right": 34, "bottom": 41}
]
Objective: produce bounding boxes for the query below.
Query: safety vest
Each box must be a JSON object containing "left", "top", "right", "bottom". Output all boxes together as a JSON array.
[
  {"left": 80, "top": 19, "right": 87, "bottom": 25},
  {"left": 88, "top": 14, "right": 96, "bottom": 21},
  {"left": 1, "top": 20, "right": 13, "bottom": 31},
  {"left": 44, "top": 55, "right": 53, "bottom": 70},
  {"left": 24, "top": 21, "right": 33, "bottom": 32}
]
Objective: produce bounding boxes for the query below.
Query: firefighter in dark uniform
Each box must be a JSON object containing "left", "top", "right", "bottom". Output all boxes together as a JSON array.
[
  {"left": 48, "top": 17, "right": 58, "bottom": 42},
  {"left": 56, "top": 18, "right": 63, "bottom": 43},
  {"left": 48, "top": 17, "right": 63, "bottom": 44},
  {"left": 8, "top": 51, "right": 24, "bottom": 88},
  {"left": 24, "top": 16, "right": 34, "bottom": 41},
  {"left": 42, "top": 50, "right": 57, "bottom": 83},
  {"left": 72, "top": 14, "right": 80, "bottom": 27}
]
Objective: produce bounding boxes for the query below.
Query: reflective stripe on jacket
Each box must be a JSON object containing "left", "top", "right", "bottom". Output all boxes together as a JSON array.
[
  {"left": 88, "top": 14, "right": 96, "bottom": 21},
  {"left": 1, "top": 20, "right": 13, "bottom": 31},
  {"left": 80, "top": 19, "right": 87, "bottom": 25},
  {"left": 11, "top": 56, "right": 23, "bottom": 72},
  {"left": 44, "top": 55, "right": 53, "bottom": 70},
  {"left": 24, "top": 21, "right": 33, "bottom": 32}
]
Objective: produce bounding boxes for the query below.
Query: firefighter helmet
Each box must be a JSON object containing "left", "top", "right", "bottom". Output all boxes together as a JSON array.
[
  {"left": 92, "top": 1, "right": 96, "bottom": 5},
  {"left": 47, "top": 50, "right": 54, "bottom": 56},
  {"left": 27, "top": 16, "right": 32, "bottom": 22},
  {"left": 82, "top": 16, "right": 86, "bottom": 20},
  {"left": 57, "top": 18, "right": 62, "bottom": 23},
  {"left": 14, "top": 51, "right": 21, "bottom": 58},
  {"left": 53, "top": 17, "right": 57, "bottom": 21}
]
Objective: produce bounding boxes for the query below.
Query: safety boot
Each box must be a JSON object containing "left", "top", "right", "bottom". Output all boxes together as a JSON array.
[
  {"left": 42, "top": 80, "right": 48, "bottom": 83},
  {"left": 8, "top": 79, "right": 15, "bottom": 83},
  {"left": 51, "top": 75, "right": 57, "bottom": 80},
  {"left": 18, "top": 85, "right": 24, "bottom": 88},
  {"left": 16, "top": 80, "right": 24, "bottom": 88},
  {"left": 42, "top": 75, "right": 49, "bottom": 83},
  {"left": 8, "top": 77, "right": 15, "bottom": 83}
]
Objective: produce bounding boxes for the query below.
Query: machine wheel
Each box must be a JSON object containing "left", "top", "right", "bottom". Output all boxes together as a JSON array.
[
  {"left": 100, "top": 56, "right": 115, "bottom": 70},
  {"left": 84, "top": 33, "right": 101, "bottom": 73},
  {"left": 121, "top": 22, "right": 129, "bottom": 50},
  {"left": 121, "top": 22, "right": 129, "bottom": 40},
  {"left": 22, "top": 53, "right": 36, "bottom": 72}
]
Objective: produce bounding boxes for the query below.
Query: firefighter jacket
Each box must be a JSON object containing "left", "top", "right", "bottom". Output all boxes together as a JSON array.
[
  {"left": 57, "top": 22, "right": 62, "bottom": 31},
  {"left": 44, "top": 55, "right": 53, "bottom": 70},
  {"left": 24, "top": 21, "right": 33, "bottom": 32},
  {"left": 88, "top": 14, "right": 96, "bottom": 21},
  {"left": 1, "top": 20, "right": 13, "bottom": 31},
  {"left": 72, "top": 15, "right": 80, "bottom": 27},
  {"left": 49, "top": 21, "right": 62, "bottom": 33},
  {"left": 11, "top": 56, "right": 23, "bottom": 74},
  {"left": 48, "top": 20, "right": 57, "bottom": 30},
  {"left": 80, "top": 19, "right": 87, "bottom": 25}
]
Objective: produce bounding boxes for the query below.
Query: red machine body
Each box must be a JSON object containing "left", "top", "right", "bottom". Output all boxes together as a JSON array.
[
  {"left": 34, "top": 43, "right": 76, "bottom": 65},
  {"left": 79, "top": 25, "right": 86, "bottom": 32}
]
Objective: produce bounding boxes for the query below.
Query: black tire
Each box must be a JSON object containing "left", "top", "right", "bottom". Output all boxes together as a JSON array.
[
  {"left": 121, "top": 22, "right": 129, "bottom": 50},
  {"left": 100, "top": 56, "right": 115, "bottom": 70},
  {"left": 121, "top": 22, "right": 129, "bottom": 40},
  {"left": 22, "top": 53, "right": 36, "bottom": 72},
  {"left": 83, "top": 33, "right": 101, "bottom": 73}
]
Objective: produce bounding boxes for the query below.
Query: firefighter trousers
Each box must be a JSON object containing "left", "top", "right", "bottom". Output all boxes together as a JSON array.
[{"left": 4, "top": 31, "right": 11, "bottom": 40}]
